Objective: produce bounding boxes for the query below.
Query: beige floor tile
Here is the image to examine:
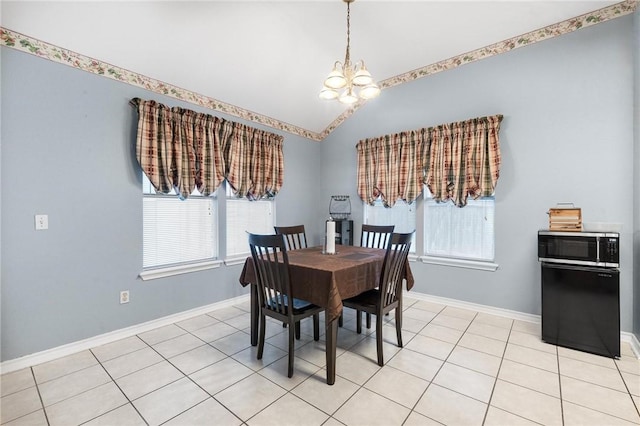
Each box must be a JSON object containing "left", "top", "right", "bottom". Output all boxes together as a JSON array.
[
  {"left": 91, "top": 336, "right": 147, "bottom": 363},
  {"left": 364, "top": 366, "right": 429, "bottom": 409},
  {"left": 0, "top": 368, "right": 35, "bottom": 397},
  {"left": 32, "top": 350, "right": 98, "bottom": 383},
  {"left": 152, "top": 332, "right": 205, "bottom": 359},
  {"left": 215, "top": 374, "right": 287, "bottom": 422},
  {"left": 44, "top": 382, "right": 127, "bottom": 426},
  {"left": 291, "top": 370, "right": 359, "bottom": 414},
  {"left": 562, "top": 401, "right": 640, "bottom": 426},
  {"left": 441, "top": 306, "right": 477, "bottom": 320},
  {"left": 484, "top": 406, "right": 539, "bottom": 425},
  {"left": 101, "top": 347, "right": 163, "bottom": 379},
  {"left": 447, "top": 346, "right": 502, "bottom": 377},
  {"left": 39, "top": 364, "right": 111, "bottom": 406},
  {"left": 175, "top": 314, "right": 219, "bottom": 332},
  {"left": 433, "top": 362, "right": 495, "bottom": 403},
  {"left": 560, "top": 375, "right": 640, "bottom": 423},
  {"left": 616, "top": 355, "right": 640, "bottom": 376},
  {"left": 473, "top": 313, "right": 513, "bottom": 329},
  {"left": 559, "top": 356, "right": 627, "bottom": 391},
  {"left": 168, "top": 344, "right": 227, "bottom": 375},
  {"left": 208, "top": 306, "right": 247, "bottom": 321},
  {"left": 209, "top": 330, "right": 253, "bottom": 356},
  {"left": 621, "top": 371, "right": 640, "bottom": 397},
  {"left": 265, "top": 330, "right": 313, "bottom": 352},
  {"left": 557, "top": 346, "right": 617, "bottom": 368},
  {"left": 231, "top": 342, "right": 288, "bottom": 371},
  {"left": 2, "top": 409, "right": 48, "bottom": 426},
  {"left": 430, "top": 314, "right": 472, "bottom": 331},
  {"left": 490, "top": 379, "right": 562, "bottom": 426},
  {"left": 164, "top": 398, "right": 241, "bottom": 426},
  {"left": 132, "top": 377, "right": 209, "bottom": 425},
  {"left": 511, "top": 320, "right": 540, "bottom": 336},
  {"left": 403, "top": 307, "right": 438, "bottom": 323},
  {"left": 224, "top": 312, "right": 252, "bottom": 331},
  {"left": 189, "top": 357, "right": 254, "bottom": 395},
  {"left": 419, "top": 323, "right": 464, "bottom": 344},
  {"left": 402, "top": 411, "right": 442, "bottom": 426},
  {"left": 397, "top": 315, "right": 429, "bottom": 334},
  {"left": 386, "top": 348, "right": 444, "bottom": 382},
  {"left": 466, "top": 322, "right": 510, "bottom": 342},
  {"left": 458, "top": 332, "right": 507, "bottom": 358},
  {"left": 414, "top": 384, "right": 487, "bottom": 426},
  {"left": 137, "top": 324, "right": 186, "bottom": 346},
  {"left": 509, "top": 330, "right": 557, "bottom": 354},
  {"left": 258, "top": 356, "right": 321, "bottom": 390},
  {"left": 404, "top": 334, "right": 455, "bottom": 360},
  {"left": 335, "top": 350, "right": 381, "bottom": 385},
  {"left": 0, "top": 386, "right": 42, "bottom": 424},
  {"left": 189, "top": 321, "right": 238, "bottom": 343},
  {"left": 347, "top": 335, "right": 401, "bottom": 366},
  {"left": 248, "top": 393, "right": 329, "bottom": 426},
  {"left": 336, "top": 327, "right": 369, "bottom": 350},
  {"left": 333, "top": 387, "right": 411, "bottom": 426},
  {"left": 498, "top": 359, "right": 560, "bottom": 398},
  {"left": 410, "top": 300, "right": 446, "bottom": 314},
  {"left": 620, "top": 341, "right": 636, "bottom": 358},
  {"left": 84, "top": 403, "right": 147, "bottom": 426},
  {"left": 503, "top": 343, "right": 558, "bottom": 373},
  {"left": 115, "top": 361, "right": 184, "bottom": 400}
]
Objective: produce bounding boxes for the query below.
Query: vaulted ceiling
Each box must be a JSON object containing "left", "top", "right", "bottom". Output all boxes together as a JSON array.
[{"left": 1, "top": 1, "right": 634, "bottom": 140}]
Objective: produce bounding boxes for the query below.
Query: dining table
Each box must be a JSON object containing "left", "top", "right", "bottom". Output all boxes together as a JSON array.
[{"left": 238, "top": 244, "right": 414, "bottom": 385}]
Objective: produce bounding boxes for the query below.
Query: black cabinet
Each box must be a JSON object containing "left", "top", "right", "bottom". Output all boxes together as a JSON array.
[{"left": 334, "top": 220, "right": 353, "bottom": 246}]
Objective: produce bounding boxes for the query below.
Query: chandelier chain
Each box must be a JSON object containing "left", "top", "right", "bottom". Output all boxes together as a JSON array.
[{"left": 344, "top": 1, "right": 351, "bottom": 66}]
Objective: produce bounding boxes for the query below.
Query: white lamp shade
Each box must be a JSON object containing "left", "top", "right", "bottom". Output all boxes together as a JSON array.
[
  {"left": 324, "top": 64, "right": 347, "bottom": 89},
  {"left": 338, "top": 87, "right": 359, "bottom": 104},
  {"left": 352, "top": 66, "right": 373, "bottom": 86},
  {"left": 319, "top": 87, "right": 339, "bottom": 100},
  {"left": 359, "top": 83, "right": 381, "bottom": 100}
]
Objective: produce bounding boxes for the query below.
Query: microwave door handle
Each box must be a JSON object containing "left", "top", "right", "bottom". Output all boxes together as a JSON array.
[{"left": 596, "top": 236, "right": 600, "bottom": 263}]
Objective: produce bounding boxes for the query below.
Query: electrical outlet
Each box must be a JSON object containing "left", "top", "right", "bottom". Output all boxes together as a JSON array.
[
  {"left": 120, "top": 290, "right": 130, "bottom": 304},
  {"left": 35, "top": 214, "right": 49, "bottom": 230}
]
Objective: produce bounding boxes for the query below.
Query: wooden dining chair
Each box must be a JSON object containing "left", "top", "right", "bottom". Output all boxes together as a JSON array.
[
  {"left": 360, "top": 224, "right": 395, "bottom": 249},
  {"left": 341, "top": 224, "right": 395, "bottom": 328},
  {"left": 274, "top": 225, "right": 307, "bottom": 250},
  {"left": 248, "top": 233, "right": 323, "bottom": 377},
  {"left": 342, "top": 232, "right": 413, "bottom": 366}
]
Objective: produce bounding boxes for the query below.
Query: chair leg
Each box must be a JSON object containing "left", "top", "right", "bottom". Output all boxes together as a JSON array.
[
  {"left": 288, "top": 321, "right": 295, "bottom": 378},
  {"left": 356, "top": 310, "right": 362, "bottom": 334},
  {"left": 313, "top": 314, "right": 320, "bottom": 341},
  {"left": 295, "top": 321, "right": 301, "bottom": 339},
  {"left": 257, "top": 313, "right": 266, "bottom": 360},
  {"left": 366, "top": 313, "right": 372, "bottom": 329},
  {"left": 376, "top": 313, "right": 384, "bottom": 366},
  {"left": 395, "top": 307, "right": 403, "bottom": 348}
]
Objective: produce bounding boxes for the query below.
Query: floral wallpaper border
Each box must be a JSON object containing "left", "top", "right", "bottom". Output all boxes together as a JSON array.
[{"left": 1, "top": 0, "right": 636, "bottom": 142}]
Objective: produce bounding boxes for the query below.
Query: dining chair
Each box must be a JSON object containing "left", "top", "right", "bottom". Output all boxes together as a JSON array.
[
  {"left": 342, "top": 224, "right": 395, "bottom": 328},
  {"left": 248, "top": 233, "right": 323, "bottom": 377},
  {"left": 274, "top": 225, "right": 307, "bottom": 250},
  {"left": 342, "top": 231, "right": 413, "bottom": 366}
]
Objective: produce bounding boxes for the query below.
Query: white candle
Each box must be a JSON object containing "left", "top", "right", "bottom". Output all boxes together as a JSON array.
[{"left": 326, "top": 220, "right": 336, "bottom": 254}]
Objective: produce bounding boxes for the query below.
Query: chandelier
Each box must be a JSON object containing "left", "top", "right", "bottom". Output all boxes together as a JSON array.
[{"left": 319, "top": 0, "right": 380, "bottom": 104}]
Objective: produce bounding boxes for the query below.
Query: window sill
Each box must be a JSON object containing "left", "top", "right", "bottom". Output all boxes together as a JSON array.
[
  {"left": 139, "top": 260, "right": 223, "bottom": 281},
  {"left": 224, "top": 255, "right": 250, "bottom": 267},
  {"left": 419, "top": 256, "right": 499, "bottom": 271}
]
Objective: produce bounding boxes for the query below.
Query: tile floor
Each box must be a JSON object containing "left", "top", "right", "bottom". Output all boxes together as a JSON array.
[{"left": 1, "top": 297, "right": 639, "bottom": 426}]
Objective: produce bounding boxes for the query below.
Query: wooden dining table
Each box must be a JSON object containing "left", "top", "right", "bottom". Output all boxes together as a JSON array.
[{"left": 238, "top": 244, "right": 414, "bottom": 385}]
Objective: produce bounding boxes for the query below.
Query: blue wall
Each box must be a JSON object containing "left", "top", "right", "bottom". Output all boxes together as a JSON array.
[{"left": 1, "top": 14, "right": 637, "bottom": 361}]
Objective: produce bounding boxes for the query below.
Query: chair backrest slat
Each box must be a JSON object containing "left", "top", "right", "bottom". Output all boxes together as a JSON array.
[
  {"left": 360, "top": 224, "right": 395, "bottom": 249},
  {"left": 274, "top": 225, "right": 307, "bottom": 250},
  {"left": 249, "top": 233, "right": 293, "bottom": 317},
  {"left": 378, "top": 232, "right": 413, "bottom": 307}
]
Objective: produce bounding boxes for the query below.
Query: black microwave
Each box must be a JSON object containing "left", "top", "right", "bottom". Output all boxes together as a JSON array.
[{"left": 538, "top": 231, "right": 619, "bottom": 268}]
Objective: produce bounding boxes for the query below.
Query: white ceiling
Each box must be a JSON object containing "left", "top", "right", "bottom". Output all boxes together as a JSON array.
[{"left": 1, "top": 1, "right": 621, "bottom": 136}]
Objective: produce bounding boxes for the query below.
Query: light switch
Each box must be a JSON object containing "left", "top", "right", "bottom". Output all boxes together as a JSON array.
[{"left": 35, "top": 214, "right": 48, "bottom": 230}]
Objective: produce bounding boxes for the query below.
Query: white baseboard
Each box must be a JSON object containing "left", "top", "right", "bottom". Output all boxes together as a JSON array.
[
  {"left": 0, "top": 294, "right": 250, "bottom": 375},
  {"left": 2, "top": 291, "right": 638, "bottom": 374}
]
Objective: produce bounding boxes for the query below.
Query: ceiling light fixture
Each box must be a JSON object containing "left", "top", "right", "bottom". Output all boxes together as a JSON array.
[{"left": 319, "top": 0, "right": 380, "bottom": 104}]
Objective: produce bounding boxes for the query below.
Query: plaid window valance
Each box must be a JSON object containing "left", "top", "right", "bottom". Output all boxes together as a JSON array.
[
  {"left": 357, "top": 114, "right": 503, "bottom": 207},
  {"left": 132, "top": 98, "right": 284, "bottom": 200}
]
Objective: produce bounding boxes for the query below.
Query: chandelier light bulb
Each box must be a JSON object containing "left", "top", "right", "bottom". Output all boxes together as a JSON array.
[
  {"left": 359, "top": 83, "right": 381, "bottom": 100},
  {"left": 339, "top": 87, "right": 359, "bottom": 104},
  {"left": 319, "top": 86, "right": 340, "bottom": 100}
]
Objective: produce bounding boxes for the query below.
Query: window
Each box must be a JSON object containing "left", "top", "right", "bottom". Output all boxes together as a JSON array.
[
  {"left": 225, "top": 184, "right": 275, "bottom": 258},
  {"left": 423, "top": 188, "right": 495, "bottom": 262},
  {"left": 363, "top": 198, "right": 416, "bottom": 252},
  {"left": 142, "top": 174, "right": 218, "bottom": 270}
]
